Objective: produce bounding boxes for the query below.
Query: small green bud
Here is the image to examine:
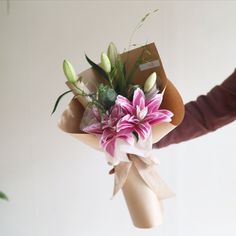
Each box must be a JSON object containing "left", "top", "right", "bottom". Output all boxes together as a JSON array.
[
  {"left": 144, "top": 72, "right": 157, "bottom": 93},
  {"left": 100, "top": 52, "right": 111, "bottom": 73},
  {"left": 63, "top": 59, "right": 77, "bottom": 84},
  {"left": 107, "top": 42, "right": 118, "bottom": 67}
]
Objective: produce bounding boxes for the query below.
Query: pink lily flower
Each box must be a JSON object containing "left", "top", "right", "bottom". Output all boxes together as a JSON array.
[
  {"left": 82, "top": 88, "right": 173, "bottom": 159},
  {"left": 82, "top": 105, "right": 135, "bottom": 157},
  {"left": 116, "top": 88, "right": 173, "bottom": 140}
]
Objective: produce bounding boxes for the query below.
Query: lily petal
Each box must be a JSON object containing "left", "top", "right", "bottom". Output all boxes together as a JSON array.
[
  {"left": 116, "top": 95, "right": 134, "bottom": 114},
  {"left": 145, "top": 110, "right": 173, "bottom": 125},
  {"left": 132, "top": 88, "right": 145, "bottom": 109},
  {"left": 102, "top": 137, "right": 116, "bottom": 157},
  {"left": 146, "top": 93, "right": 163, "bottom": 113},
  {"left": 82, "top": 122, "right": 102, "bottom": 134},
  {"left": 134, "top": 122, "right": 151, "bottom": 140},
  {"left": 116, "top": 114, "right": 135, "bottom": 132}
]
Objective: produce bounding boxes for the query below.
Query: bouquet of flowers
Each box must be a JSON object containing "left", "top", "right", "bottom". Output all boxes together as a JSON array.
[{"left": 52, "top": 11, "right": 184, "bottom": 228}]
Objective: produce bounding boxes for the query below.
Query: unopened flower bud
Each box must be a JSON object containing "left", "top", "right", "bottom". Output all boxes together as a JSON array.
[
  {"left": 144, "top": 72, "right": 157, "bottom": 93},
  {"left": 107, "top": 42, "right": 118, "bottom": 67},
  {"left": 100, "top": 52, "right": 111, "bottom": 73},
  {"left": 63, "top": 59, "right": 77, "bottom": 84}
]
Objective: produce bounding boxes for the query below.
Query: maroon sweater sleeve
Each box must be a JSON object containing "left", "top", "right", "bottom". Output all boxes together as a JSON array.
[{"left": 154, "top": 69, "right": 236, "bottom": 149}]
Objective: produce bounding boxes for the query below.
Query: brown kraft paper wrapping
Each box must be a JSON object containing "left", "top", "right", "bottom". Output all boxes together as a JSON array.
[{"left": 58, "top": 43, "right": 184, "bottom": 228}]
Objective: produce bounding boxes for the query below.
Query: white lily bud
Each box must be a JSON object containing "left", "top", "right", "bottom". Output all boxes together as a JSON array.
[
  {"left": 100, "top": 52, "right": 111, "bottom": 73},
  {"left": 107, "top": 42, "right": 118, "bottom": 67},
  {"left": 144, "top": 72, "right": 157, "bottom": 93},
  {"left": 63, "top": 59, "right": 77, "bottom": 84}
]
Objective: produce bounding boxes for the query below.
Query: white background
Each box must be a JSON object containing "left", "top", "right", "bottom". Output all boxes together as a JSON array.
[{"left": 0, "top": 1, "right": 236, "bottom": 236}]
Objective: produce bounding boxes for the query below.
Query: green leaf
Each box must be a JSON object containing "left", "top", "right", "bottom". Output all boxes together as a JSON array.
[
  {"left": 110, "top": 66, "right": 117, "bottom": 79},
  {"left": 127, "top": 45, "right": 147, "bottom": 84},
  {"left": 123, "top": 62, "right": 126, "bottom": 77},
  {"left": 116, "top": 57, "right": 126, "bottom": 96},
  {"left": 0, "top": 191, "right": 9, "bottom": 201},
  {"left": 51, "top": 90, "right": 72, "bottom": 115},
  {"left": 85, "top": 54, "right": 109, "bottom": 81}
]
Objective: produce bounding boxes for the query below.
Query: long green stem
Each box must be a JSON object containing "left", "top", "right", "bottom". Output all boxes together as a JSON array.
[
  {"left": 73, "top": 84, "right": 93, "bottom": 97},
  {"left": 108, "top": 74, "right": 114, "bottom": 88},
  {"left": 125, "top": 9, "right": 158, "bottom": 77}
]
